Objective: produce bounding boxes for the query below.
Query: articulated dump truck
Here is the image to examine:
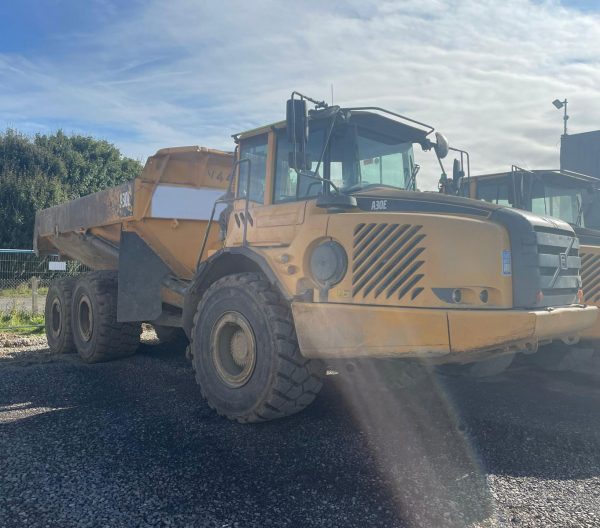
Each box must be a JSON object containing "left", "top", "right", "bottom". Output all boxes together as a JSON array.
[
  {"left": 34, "top": 94, "right": 597, "bottom": 422},
  {"left": 462, "top": 167, "right": 600, "bottom": 354}
]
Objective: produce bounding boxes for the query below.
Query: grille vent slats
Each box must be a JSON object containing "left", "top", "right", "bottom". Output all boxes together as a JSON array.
[
  {"left": 581, "top": 252, "right": 600, "bottom": 303},
  {"left": 372, "top": 246, "right": 426, "bottom": 298},
  {"left": 353, "top": 225, "right": 418, "bottom": 283},
  {"left": 353, "top": 224, "right": 408, "bottom": 274},
  {"left": 352, "top": 223, "right": 426, "bottom": 301},
  {"left": 533, "top": 229, "right": 582, "bottom": 305}
]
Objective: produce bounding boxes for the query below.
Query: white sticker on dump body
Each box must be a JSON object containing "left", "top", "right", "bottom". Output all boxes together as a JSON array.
[
  {"left": 502, "top": 250, "right": 512, "bottom": 276},
  {"left": 151, "top": 185, "right": 227, "bottom": 220}
]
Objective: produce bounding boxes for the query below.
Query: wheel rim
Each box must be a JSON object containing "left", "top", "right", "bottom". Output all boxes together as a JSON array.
[
  {"left": 210, "top": 311, "right": 256, "bottom": 388},
  {"left": 50, "top": 298, "right": 62, "bottom": 338},
  {"left": 77, "top": 294, "right": 93, "bottom": 342}
]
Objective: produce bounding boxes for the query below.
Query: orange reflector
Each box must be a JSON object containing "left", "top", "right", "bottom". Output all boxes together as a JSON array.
[{"left": 536, "top": 290, "right": 544, "bottom": 304}]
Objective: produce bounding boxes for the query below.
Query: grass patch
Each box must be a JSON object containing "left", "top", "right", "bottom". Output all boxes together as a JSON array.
[
  {"left": 0, "top": 309, "right": 45, "bottom": 334},
  {"left": 0, "top": 285, "right": 49, "bottom": 297}
]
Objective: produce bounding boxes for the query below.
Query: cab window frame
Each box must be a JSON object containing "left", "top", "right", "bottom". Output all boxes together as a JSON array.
[{"left": 237, "top": 133, "right": 269, "bottom": 204}]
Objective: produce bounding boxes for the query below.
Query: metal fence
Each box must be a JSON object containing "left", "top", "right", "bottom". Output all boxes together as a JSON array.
[{"left": 0, "top": 249, "right": 89, "bottom": 295}]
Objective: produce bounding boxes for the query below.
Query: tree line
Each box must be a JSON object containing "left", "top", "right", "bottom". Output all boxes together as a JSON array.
[{"left": 0, "top": 129, "right": 143, "bottom": 248}]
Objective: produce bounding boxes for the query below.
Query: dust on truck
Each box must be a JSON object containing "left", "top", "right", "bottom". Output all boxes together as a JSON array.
[{"left": 34, "top": 94, "right": 597, "bottom": 422}]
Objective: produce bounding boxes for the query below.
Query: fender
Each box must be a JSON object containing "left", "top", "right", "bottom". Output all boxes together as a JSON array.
[{"left": 181, "top": 246, "right": 291, "bottom": 337}]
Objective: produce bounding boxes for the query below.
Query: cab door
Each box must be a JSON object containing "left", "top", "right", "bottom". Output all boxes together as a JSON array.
[{"left": 228, "top": 130, "right": 308, "bottom": 248}]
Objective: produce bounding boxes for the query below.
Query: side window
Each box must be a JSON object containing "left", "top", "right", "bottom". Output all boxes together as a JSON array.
[
  {"left": 273, "top": 130, "right": 325, "bottom": 203},
  {"left": 476, "top": 180, "right": 510, "bottom": 206},
  {"left": 238, "top": 134, "right": 268, "bottom": 203}
]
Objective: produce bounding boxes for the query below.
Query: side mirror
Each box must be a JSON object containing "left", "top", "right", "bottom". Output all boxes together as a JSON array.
[
  {"left": 434, "top": 132, "right": 449, "bottom": 159},
  {"left": 452, "top": 158, "right": 465, "bottom": 183},
  {"left": 287, "top": 98, "right": 309, "bottom": 171},
  {"left": 286, "top": 98, "right": 308, "bottom": 143}
]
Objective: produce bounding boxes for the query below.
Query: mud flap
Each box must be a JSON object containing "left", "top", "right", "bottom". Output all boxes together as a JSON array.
[{"left": 117, "top": 231, "right": 170, "bottom": 322}]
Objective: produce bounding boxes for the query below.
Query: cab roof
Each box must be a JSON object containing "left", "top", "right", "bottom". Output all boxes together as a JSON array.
[
  {"left": 472, "top": 168, "right": 598, "bottom": 186},
  {"left": 234, "top": 107, "right": 434, "bottom": 147}
]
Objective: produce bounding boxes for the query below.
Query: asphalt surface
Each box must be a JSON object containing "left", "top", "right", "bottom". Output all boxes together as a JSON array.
[{"left": 0, "top": 337, "right": 599, "bottom": 528}]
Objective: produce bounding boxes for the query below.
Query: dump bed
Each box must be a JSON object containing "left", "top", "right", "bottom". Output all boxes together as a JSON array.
[{"left": 34, "top": 146, "right": 233, "bottom": 279}]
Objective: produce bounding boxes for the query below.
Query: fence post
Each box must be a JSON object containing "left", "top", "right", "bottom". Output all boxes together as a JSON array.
[{"left": 32, "top": 277, "right": 38, "bottom": 314}]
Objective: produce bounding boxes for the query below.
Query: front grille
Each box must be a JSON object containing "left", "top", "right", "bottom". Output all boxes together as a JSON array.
[
  {"left": 580, "top": 252, "right": 600, "bottom": 303},
  {"left": 533, "top": 226, "right": 581, "bottom": 306},
  {"left": 352, "top": 223, "right": 426, "bottom": 301}
]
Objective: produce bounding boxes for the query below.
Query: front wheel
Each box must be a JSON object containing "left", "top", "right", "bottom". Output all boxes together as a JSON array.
[{"left": 190, "top": 273, "right": 324, "bottom": 423}]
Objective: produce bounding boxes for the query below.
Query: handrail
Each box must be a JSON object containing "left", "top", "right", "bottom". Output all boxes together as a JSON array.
[
  {"left": 196, "top": 157, "right": 250, "bottom": 267},
  {"left": 344, "top": 106, "right": 435, "bottom": 136},
  {"left": 242, "top": 157, "right": 253, "bottom": 247},
  {"left": 510, "top": 165, "right": 535, "bottom": 210}
]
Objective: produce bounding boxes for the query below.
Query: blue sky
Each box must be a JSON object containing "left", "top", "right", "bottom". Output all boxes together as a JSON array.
[{"left": 1, "top": 0, "right": 600, "bottom": 189}]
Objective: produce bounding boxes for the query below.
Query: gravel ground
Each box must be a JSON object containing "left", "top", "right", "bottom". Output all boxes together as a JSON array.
[{"left": 0, "top": 335, "right": 599, "bottom": 528}]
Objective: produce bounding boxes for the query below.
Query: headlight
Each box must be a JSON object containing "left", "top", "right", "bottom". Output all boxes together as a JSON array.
[{"left": 309, "top": 241, "right": 347, "bottom": 287}]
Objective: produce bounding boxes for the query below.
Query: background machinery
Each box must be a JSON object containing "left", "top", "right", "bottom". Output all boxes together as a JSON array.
[{"left": 461, "top": 166, "right": 600, "bottom": 367}]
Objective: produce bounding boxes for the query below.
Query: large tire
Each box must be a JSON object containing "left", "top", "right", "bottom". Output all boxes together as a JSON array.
[
  {"left": 71, "top": 271, "right": 141, "bottom": 363},
  {"left": 45, "top": 278, "right": 76, "bottom": 354},
  {"left": 190, "top": 273, "right": 324, "bottom": 423}
]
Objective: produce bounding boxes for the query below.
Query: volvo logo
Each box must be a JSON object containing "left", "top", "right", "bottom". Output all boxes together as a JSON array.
[
  {"left": 548, "top": 237, "right": 575, "bottom": 289},
  {"left": 559, "top": 252, "right": 568, "bottom": 270}
]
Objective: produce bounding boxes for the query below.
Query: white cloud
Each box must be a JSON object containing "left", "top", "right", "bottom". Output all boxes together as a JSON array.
[{"left": 1, "top": 0, "right": 600, "bottom": 188}]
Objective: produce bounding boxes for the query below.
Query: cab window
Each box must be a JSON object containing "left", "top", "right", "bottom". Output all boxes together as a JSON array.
[
  {"left": 273, "top": 129, "right": 326, "bottom": 203},
  {"left": 238, "top": 134, "right": 268, "bottom": 203},
  {"left": 476, "top": 179, "right": 511, "bottom": 206}
]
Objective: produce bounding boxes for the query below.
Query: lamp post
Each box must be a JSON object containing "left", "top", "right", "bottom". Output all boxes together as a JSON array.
[{"left": 552, "top": 98, "right": 569, "bottom": 136}]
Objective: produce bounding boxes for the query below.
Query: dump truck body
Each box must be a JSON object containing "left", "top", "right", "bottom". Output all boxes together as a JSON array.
[
  {"left": 35, "top": 146, "right": 232, "bottom": 322},
  {"left": 35, "top": 97, "right": 597, "bottom": 422}
]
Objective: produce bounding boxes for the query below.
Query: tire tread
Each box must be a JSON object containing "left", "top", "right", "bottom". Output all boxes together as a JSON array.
[
  {"left": 73, "top": 271, "right": 141, "bottom": 363},
  {"left": 190, "top": 272, "right": 324, "bottom": 423}
]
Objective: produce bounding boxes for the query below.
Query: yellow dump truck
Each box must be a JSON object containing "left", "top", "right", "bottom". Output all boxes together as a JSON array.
[
  {"left": 34, "top": 94, "right": 597, "bottom": 422},
  {"left": 462, "top": 166, "right": 600, "bottom": 344}
]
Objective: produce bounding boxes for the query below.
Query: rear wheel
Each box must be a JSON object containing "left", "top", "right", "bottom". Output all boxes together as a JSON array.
[
  {"left": 72, "top": 271, "right": 141, "bottom": 363},
  {"left": 190, "top": 273, "right": 324, "bottom": 423},
  {"left": 45, "top": 278, "right": 76, "bottom": 354}
]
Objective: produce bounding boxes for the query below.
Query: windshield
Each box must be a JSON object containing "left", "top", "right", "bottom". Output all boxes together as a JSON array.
[
  {"left": 274, "top": 119, "right": 417, "bottom": 203},
  {"left": 528, "top": 180, "right": 584, "bottom": 226},
  {"left": 327, "top": 125, "right": 416, "bottom": 192},
  {"left": 475, "top": 173, "right": 600, "bottom": 229}
]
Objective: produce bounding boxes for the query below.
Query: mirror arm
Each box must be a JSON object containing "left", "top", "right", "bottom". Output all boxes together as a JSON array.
[
  {"left": 435, "top": 151, "right": 447, "bottom": 180},
  {"left": 290, "top": 91, "right": 328, "bottom": 109}
]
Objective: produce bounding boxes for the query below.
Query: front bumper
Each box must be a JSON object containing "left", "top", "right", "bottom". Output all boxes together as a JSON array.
[
  {"left": 579, "top": 302, "right": 600, "bottom": 342},
  {"left": 291, "top": 302, "right": 598, "bottom": 364}
]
